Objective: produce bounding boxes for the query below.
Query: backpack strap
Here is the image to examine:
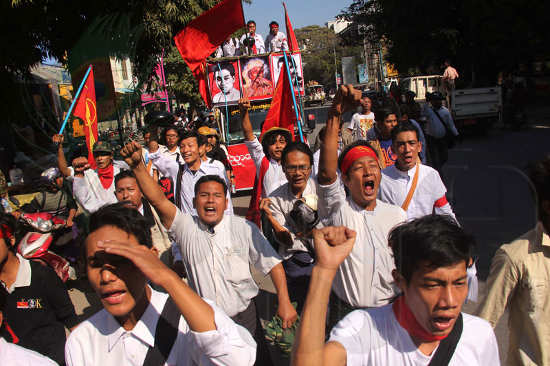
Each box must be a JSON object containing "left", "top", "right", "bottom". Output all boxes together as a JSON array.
[
  {"left": 174, "top": 164, "right": 185, "bottom": 210},
  {"left": 142, "top": 297, "right": 181, "bottom": 366},
  {"left": 401, "top": 162, "right": 420, "bottom": 211},
  {"left": 428, "top": 313, "right": 463, "bottom": 366}
]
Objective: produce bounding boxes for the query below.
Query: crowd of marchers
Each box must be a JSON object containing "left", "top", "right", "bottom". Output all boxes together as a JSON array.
[{"left": 0, "top": 84, "right": 549, "bottom": 366}]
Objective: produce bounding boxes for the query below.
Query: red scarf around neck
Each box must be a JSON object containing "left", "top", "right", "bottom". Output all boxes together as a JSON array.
[
  {"left": 97, "top": 165, "right": 114, "bottom": 189},
  {"left": 392, "top": 296, "right": 448, "bottom": 342}
]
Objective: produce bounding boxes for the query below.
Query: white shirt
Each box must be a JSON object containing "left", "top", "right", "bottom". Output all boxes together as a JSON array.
[
  {"left": 329, "top": 305, "right": 500, "bottom": 366},
  {"left": 214, "top": 38, "right": 241, "bottom": 58},
  {"left": 313, "top": 149, "right": 342, "bottom": 178},
  {"left": 349, "top": 112, "right": 375, "bottom": 140},
  {"left": 169, "top": 209, "right": 281, "bottom": 317},
  {"left": 268, "top": 179, "right": 321, "bottom": 259},
  {"left": 71, "top": 161, "right": 128, "bottom": 213},
  {"left": 319, "top": 177, "right": 407, "bottom": 307},
  {"left": 443, "top": 66, "right": 459, "bottom": 80},
  {"left": 245, "top": 137, "right": 287, "bottom": 197},
  {"left": 379, "top": 164, "right": 456, "bottom": 220},
  {"left": 213, "top": 88, "right": 241, "bottom": 104},
  {"left": 150, "top": 152, "right": 233, "bottom": 215},
  {"left": 65, "top": 287, "right": 256, "bottom": 366},
  {"left": 0, "top": 338, "right": 58, "bottom": 366},
  {"left": 161, "top": 145, "right": 182, "bottom": 163},
  {"left": 265, "top": 31, "right": 289, "bottom": 53},
  {"left": 424, "top": 106, "right": 458, "bottom": 139},
  {"left": 7, "top": 253, "right": 31, "bottom": 293},
  {"left": 240, "top": 33, "right": 266, "bottom": 54}
]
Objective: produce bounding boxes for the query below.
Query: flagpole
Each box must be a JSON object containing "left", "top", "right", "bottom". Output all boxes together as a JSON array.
[
  {"left": 282, "top": 51, "right": 304, "bottom": 142},
  {"left": 58, "top": 65, "right": 93, "bottom": 135}
]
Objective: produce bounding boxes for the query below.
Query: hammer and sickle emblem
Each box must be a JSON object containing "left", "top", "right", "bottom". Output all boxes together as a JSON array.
[{"left": 84, "top": 97, "right": 97, "bottom": 146}]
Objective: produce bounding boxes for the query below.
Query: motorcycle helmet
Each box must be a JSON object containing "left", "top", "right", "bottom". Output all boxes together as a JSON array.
[{"left": 40, "top": 167, "right": 61, "bottom": 185}]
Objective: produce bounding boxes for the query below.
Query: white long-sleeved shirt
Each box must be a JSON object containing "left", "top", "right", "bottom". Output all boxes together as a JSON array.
[
  {"left": 65, "top": 287, "right": 256, "bottom": 366},
  {"left": 424, "top": 106, "right": 459, "bottom": 139},
  {"left": 71, "top": 161, "right": 129, "bottom": 213},
  {"left": 169, "top": 210, "right": 282, "bottom": 317},
  {"left": 240, "top": 33, "right": 265, "bottom": 54},
  {"left": 0, "top": 338, "right": 57, "bottom": 366},
  {"left": 265, "top": 31, "right": 288, "bottom": 53},
  {"left": 244, "top": 137, "right": 287, "bottom": 198},
  {"left": 319, "top": 177, "right": 407, "bottom": 307},
  {"left": 379, "top": 163, "right": 456, "bottom": 221},
  {"left": 150, "top": 152, "right": 233, "bottom": 215}
]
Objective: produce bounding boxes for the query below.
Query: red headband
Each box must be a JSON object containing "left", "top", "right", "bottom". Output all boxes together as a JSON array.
[
  {"left": 340, "top": 145, "right": 378, "bottom": 175},
  {"left": 0, "top": 224, "right": 13, "bottom": 241}
]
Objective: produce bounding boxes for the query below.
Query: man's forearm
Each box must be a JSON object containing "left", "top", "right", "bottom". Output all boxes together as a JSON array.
[
  {"left": 57, "top": 145, "right": 71, "bottom": 177},
  {"left": 270, "top": 262, "right": 292, "bottom": 305},
  {"left": 318, "top": 111, "right": 340, "bottom": 185},
  {"left": 292, "top": 265, "right": 336, "bottom": 366},
  {"left": 266, "top": 214, "right": 293, "bottom": 247},
  {"left": 159, "top": 270, "right": 216, "bottom": 332},
  {"left": 241, "top": 110, "right": 255, "bottom": 141}
]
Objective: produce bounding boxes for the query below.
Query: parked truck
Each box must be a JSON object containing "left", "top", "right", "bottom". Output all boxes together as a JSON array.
[{"left": 451, "top": 86, "right": 502, "bottom": 133}]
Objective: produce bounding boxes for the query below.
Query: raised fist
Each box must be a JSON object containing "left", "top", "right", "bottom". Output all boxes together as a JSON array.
[
  {"left": 52, "top": 134, "right": 64, "bottom": 145},
  {"left": 238, "top": 97, "right": 251, "bottom": 114},
  {"left": 120, "top": 141, "right": 143, "bottom": 169}
]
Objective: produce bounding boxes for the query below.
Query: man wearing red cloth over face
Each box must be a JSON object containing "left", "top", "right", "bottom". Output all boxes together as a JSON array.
[
  {"left": 71, "top": 141, "right": 129, "bottom": 213},
  {"left": 317, "top": 85, "right": 406, "bottom": 327},
  {"left": 292, "top": 216, "right": 500, "bottom": 366}
]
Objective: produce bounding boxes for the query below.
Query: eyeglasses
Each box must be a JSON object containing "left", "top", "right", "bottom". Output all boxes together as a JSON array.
[{"left": 285, "top": 165, "right": 311, "bottom": 173}]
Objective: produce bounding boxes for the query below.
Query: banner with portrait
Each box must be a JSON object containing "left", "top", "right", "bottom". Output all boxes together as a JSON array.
[
  {"left": 240, "top": 56, "right": 274, "bottom": 101},
  {"left": 207, "top": 60, "right": 242, "bottom": 105},
  {"left": 270, "top": 52, "right": 304, "bottom": 96}
]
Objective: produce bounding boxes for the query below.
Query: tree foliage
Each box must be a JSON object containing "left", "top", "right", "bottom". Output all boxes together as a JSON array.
[
  {"left": 295, "top": 25, "right": 363, "bottom": 89},
  {"left": 341, "top": 0, "right": 550, "bottom": 84}
]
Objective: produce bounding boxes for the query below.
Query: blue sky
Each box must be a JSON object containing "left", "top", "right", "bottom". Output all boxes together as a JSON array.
[{"left": 242, "top": 0, "right": 352, "bottom": 34}]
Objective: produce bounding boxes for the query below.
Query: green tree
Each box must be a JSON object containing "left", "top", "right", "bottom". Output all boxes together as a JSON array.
[
  {"left": 341, "top": 0, "right": 550, "bottom": 85},
  {"left": 295, "top": 25, "right": 363, "bottom": 89}
]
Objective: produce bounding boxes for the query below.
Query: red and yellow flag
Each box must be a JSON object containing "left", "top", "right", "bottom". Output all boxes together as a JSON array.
[{"left": 73, "top": 68, "right": 98, "bottom": 168}]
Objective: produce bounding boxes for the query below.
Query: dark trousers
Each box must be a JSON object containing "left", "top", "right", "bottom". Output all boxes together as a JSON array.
[
  {"left": 232, "top": 298, "right": 274, "bottom": 366},
  {"left": 426, "top": 135, "right": 449, "bottom": 175},
  {"left": 283, "top": 252, "right": 314, "bottom": 315}
]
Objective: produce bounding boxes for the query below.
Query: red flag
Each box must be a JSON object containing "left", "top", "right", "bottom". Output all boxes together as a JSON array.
[
  {"left": 283, "top": 2, "right": 299, "bottom": 52},
  {"left": 73, "top": 68, "right": 98, "bottom": 168},
  {"left": 174, "top": 0, "right": 245, "bottom": 106},
  {"left": 262, "top": 56, "right": 298, "bottom": 140}
]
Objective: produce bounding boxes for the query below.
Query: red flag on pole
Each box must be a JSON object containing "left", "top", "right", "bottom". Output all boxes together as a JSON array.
[
  {"left": 174, "top": 0, "right": 245, "bottom": 106},
  {"left": 283, "top": 2, "right": 299, "bottom": 52},
  {"left": 262, "top": 59, "right": 297, "bottom": 140},
  {"left": 73, "top": 68, "right": 98, "bottom": 168}
]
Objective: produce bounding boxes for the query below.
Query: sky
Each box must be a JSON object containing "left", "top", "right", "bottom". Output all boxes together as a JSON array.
[{"left": 242, "top": 0, "right": 352, "bottom": 34}]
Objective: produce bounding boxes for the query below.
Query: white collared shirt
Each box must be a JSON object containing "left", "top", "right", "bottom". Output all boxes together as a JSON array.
[
  {"left": 379, "top": 163, "right": 457, "bottom": 220},
  {"left": 150, "top": 153, "right": 233, "bottom": 215},
  {"left": 71, "top": 161, "right": 129, "bottom": 213},
  {"left": 319, "top": 177, "right": 407, "bottom": 307},
  {"left": 0, "top": 338, "right": 57, "bottom": 366},
  {"left": 265, "top": 31, "right": 289, "bottom": 53},
  {"left": 169, "top": 210, "right": 282, "bottom": 317},
  {"left": 7, "top": 254, "right": 32, "bottom": 293},
  {"left": 245, "top": 137, "right": 287, "bottom": 197},
  {"left": 240, "top": 33, "right": 266, "bottom": 54},
  {"left": 65, "top": 287, "right": 256, "bottom": 366},
  {"left": 268, "top": 179, "right": 320, "bottom": 259}
]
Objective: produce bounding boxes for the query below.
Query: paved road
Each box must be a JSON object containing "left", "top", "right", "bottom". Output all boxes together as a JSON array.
[{"left": 68, "top": 105, "right": 550, "bottom": 364}]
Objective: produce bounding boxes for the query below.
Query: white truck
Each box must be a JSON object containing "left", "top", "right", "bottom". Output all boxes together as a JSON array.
[{"left": 451, "top": 86, "right": 502, "bottom": 132}]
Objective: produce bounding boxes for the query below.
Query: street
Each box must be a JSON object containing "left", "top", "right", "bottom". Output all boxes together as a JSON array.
[{"left": 67, "top": 105, "right": 550, "bottom": 364}]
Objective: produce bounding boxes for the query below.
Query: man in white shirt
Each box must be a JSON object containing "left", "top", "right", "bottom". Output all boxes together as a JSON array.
[
  {"left": 292, "top": 215, "right": 500, "bottom": 366},
  {"left": 240, "top": 20, "right": 265, "bottom": 55},
  {"left": 214, "top": 36, "right": 241, "bottom": 58},
  {"left": 149, "top": 131, "right": 233, "bottom": 215},
  {"left": 212, "top": 62, "right": 241, "bottom": 104},
  {"left": 442, "top": 59, "right": 459, "bottom": 108},
  {"left": 0, "top": 269, "right": 57, "bottom": 365},
  {"left": 262, "top": 141, "right": 320, "bottom": 312},
  {"left": 317, "top": 85, "right": 406, "bottom": 326},
  {"left": 114, "top": 170, "right": 172, "bottom": 266},
  {"left": 66, "top": 203, "right": 256, "bottom": 365},
  {"left": 379, "top": 120, "right": 456, "bottom": 220},
  {"left": 424, "top": 91, "right": 459, "bottom": 175},
  {"left": 239, "top": 98, "right": 291, "bottom": 227},
  {"left": 264, "top": 21, "right": 288, "bottom": 53},
  {"left": 120, "top": 142, "right": 298, "bottom": 364},
  {"left": 71, "top": 141, "right": 129, "bottom": 213},
  {"left": 348, "top": 95, "right": 375, "bottom": 140}
]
